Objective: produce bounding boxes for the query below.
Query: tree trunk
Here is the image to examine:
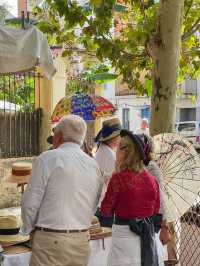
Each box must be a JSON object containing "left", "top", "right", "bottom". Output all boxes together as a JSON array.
[{"left": 150, "top": 0, "right": 184, "bottom": 136}]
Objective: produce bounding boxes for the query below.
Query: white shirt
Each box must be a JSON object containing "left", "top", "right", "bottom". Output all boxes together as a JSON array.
[
  {"left": 21, "top": 142, "right": 103, "bottom": 234},
  {"left": 94, "top": 144, "right": 116, "bottom": 204},
  {"left": 136, "top": 127, "right": 149, "bottom": 136}
]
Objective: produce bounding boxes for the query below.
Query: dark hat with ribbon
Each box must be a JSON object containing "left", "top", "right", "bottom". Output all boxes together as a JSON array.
[
  {"left": 95, "top": 118, "right": 121, "bottom": 143},
  {"left": 138, "top": 134, "right": 154, "bottom": 165},
  {"left": 120, "top": 129, "right": 146, "bottom": 162}
]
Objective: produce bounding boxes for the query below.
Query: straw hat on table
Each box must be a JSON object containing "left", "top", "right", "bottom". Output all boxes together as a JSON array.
[
  {"left": 3, "top": 245, "right": 31, "bottom": 255},
  {"left": 7, "top": 162, "right": 32, "bottom": 184},
  {"left": 0, "top": 210, "right": 29, "bottom": 246}
]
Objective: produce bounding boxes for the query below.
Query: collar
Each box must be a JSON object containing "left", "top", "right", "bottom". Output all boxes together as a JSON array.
[
  {"left": 58, "top": 142, "right": 81, "bottom": 150},
  {"left": 100, "top": 143, "right": 116, "bottom": 154}
]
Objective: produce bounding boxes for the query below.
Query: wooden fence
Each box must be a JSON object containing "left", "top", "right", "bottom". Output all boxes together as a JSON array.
[{"left": 0, "top": 109, "right": 42, "bottom": 158}]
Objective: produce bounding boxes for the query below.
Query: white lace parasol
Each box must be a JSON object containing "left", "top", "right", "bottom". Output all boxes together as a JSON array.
[{"left": 153, "top": 133, "right": 200, "bottom": 222}]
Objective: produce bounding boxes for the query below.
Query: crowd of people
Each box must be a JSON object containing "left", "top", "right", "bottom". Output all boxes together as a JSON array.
[{"left": 20, "top": 114, "right": 170, "bottom": 266}]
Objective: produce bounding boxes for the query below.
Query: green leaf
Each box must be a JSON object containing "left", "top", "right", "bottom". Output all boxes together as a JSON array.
[
  {"left": 188, "top": 95, "right": 197, "bottom": 102},
  {"left": 144, "top": 79, "right": 152, "bottom": 96},
  {"left": 114, "top": 4, "right": 127, "bottom": 13},
  {"left": 34, "top": 0, "right": 200, "bottom": 93},
  {"left": 91, "top": 73, "right": 118, "bottom": 83}
]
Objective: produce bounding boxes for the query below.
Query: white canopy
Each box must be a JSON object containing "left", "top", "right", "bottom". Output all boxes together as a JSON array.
[{"left": 0, "top": 25, "right": 56, "bottom": 78}]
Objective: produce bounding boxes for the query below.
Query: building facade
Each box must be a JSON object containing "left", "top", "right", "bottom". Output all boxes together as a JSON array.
[{"left": 114, "top": 79, "right": 200, "bottom": 133}]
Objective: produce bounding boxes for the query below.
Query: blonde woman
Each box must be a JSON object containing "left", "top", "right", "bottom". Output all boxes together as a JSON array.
[{"left": 100, "top": 130, "right": 161, "bottom": 266}]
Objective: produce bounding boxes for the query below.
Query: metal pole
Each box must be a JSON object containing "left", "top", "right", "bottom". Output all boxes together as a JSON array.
[
  {"left": 21, "top": 11, "right": 25, "bottom": 29},
  {"left": 27, "top": 11, "right": 30, "bottom": 24}
]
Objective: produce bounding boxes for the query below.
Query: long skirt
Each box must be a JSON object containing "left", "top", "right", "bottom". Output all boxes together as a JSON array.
[
  {"left": 107, "top": 225, "right": 165, "bottom": 266},
  {"left": 107, "top": 224, "right": 141, "bottom": 266}
]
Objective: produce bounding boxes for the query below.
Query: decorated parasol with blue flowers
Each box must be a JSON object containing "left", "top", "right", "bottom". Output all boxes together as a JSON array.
[{"left": 51, "top": 93, "right": 117, "bottom": 122}]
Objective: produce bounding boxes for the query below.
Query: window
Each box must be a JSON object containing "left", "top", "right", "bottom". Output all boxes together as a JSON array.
[
  {"left": 185, "top": 79, "right": 197, "bottom": 94},
  {"left": 122, "top": 108, "right": 130, "bottom": 130},
  {"left": 180, "top": 108, "right": 196, "bottom": 122},
  {"left": 141, "top": 106, "right": 150, "bottom": 120}
]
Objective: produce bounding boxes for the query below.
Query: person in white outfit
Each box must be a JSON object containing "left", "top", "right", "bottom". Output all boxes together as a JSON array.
[
  {"left": 136, "top": 118, "right": 149, "bottom": 136},
  {"left": 21, "top": 114, "right": 103, "bottom": 266},
  {"left": 94, "top": 118, "right": 121, "bottom": 207}
]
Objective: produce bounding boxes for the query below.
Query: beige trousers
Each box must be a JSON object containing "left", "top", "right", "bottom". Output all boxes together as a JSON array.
[{"left": 30, "top": 230, "right": 90, "bottom": 266}]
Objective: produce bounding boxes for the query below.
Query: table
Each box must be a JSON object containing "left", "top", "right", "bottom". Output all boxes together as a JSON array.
[
  {"left": 2, "top": 208, "right": 167, "bottom": 265},
  {"left": 2, "top": 207, "right": 112, "bottom": 266},
  {"left": 2, "top": 237, "right": 112, "bottom": 266}
]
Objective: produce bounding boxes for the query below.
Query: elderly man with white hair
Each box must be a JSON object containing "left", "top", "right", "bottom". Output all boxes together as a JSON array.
[
  {"left": 21, "top": 114, "right": 103, "bottom": 266},
  {"left": 136, "top": 118, "right": 150, "bottom": 136}
]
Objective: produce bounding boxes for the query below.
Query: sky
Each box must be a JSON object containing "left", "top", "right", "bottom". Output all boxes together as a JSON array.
[{"left": 0, "top": 0, "right": 17, "bottom": 16}]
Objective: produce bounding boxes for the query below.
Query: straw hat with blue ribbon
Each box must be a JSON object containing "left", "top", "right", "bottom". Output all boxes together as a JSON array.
[{"left": 95, "top": 118, "right": 122, "bottom": 143}]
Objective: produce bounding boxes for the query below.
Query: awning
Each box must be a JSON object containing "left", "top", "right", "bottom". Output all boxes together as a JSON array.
[{"left": 0, "top": 25, "right": 56, "bottom": 78}]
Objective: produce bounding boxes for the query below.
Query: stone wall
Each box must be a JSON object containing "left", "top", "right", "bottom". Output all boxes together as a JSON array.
[{"left": 0, "top": 157, "right": 34, "bottom": 209}]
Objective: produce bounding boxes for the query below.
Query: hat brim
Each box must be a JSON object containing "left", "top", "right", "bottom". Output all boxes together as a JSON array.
[
  {"left": 120, "top": 130, "right": 146, "bottom": 161},
  {"left": 99, "top": 130, "right": 121, "bottom": 142},
  {"left": 7, "top": 175, "right": 30, "bottom": 184},
  {"left": 4, "top": 245, "right": 31, "bottom": 254},
  {"left": 0, "top": 234, "right": 29, "bottom": 246}
]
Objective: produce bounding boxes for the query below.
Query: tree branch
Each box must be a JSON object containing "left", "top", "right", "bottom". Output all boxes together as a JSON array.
[
  {"left": 182, "top": 17, "right": 200, "bottom": 41},
  {"left": 184, "top": 0, "right": 193, "bottom": 19},
  {"left": 63, "top": 46, "right": 97, "bottom": 57}
]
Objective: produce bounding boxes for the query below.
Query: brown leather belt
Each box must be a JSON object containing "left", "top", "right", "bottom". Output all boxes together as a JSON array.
[{"left": 35, "top": 227, "right": 88, "bottom": 233}]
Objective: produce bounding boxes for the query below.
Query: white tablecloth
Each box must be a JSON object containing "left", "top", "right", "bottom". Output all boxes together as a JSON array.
[
  {"left": 3, "top": 237, "right": 112, "bottom": 266},
  {"left": 2, "top": 208, "right": 167, "bottom": 266}
]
